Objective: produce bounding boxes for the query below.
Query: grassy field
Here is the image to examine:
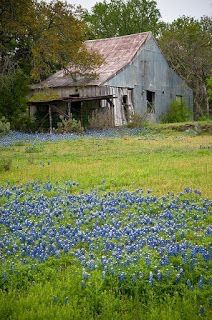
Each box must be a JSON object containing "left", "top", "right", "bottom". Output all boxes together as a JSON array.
[
  {"left": 0, "top": 130, "right": 212, "bottom": 196},
  {"left": 0, "top": 127, "right": 211, "bottom": 319}
]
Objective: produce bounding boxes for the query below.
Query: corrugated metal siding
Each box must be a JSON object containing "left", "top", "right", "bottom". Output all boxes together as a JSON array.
[{"left": 105, "top": 36, "right": 193, "bottom": 120}]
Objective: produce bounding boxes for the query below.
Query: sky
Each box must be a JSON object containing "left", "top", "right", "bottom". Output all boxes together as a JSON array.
[{"left": 66, "top": 0, "right": 212, "bottom": 22}]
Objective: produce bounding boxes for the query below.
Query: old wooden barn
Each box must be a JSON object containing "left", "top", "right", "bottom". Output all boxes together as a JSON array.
[{"left": 29, "top": 32, "right": 193, "bottom": 130}]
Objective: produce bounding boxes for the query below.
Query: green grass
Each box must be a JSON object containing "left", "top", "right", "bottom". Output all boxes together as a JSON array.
[
  {"left": 0, "top": 256, "right": 211, "bottom": 320},
  {"left": 0, "top": 131, "right": 211, "bottom": 197}
]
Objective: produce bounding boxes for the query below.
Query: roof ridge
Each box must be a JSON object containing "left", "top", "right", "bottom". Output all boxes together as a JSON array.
[{"left": 85, "top": 32, "right": 151, "bottom": 43}]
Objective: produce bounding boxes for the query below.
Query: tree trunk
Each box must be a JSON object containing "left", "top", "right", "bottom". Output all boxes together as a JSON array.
[{"left": 203, "top": 84, "right": 210, "bottom": 116}]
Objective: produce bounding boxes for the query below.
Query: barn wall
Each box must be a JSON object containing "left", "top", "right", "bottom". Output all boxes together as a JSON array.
[
  {"left": 41, "top": 85, "right": 114, "bottom": 99},
  {"left": 105, "top": 35, "right": 193, "bottom": 121}
]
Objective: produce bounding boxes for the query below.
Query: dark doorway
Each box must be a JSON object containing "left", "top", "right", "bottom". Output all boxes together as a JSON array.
[
  {"left": 146, "top": 90, "right": 155, "bottom": 113},
  {"left": 122, "top": 95, "right": 129, "bottom": 122}
]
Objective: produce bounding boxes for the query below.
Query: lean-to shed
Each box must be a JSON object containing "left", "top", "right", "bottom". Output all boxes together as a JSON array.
[{"left": 30, "top": 32, "right": 193, "bottom": 128}]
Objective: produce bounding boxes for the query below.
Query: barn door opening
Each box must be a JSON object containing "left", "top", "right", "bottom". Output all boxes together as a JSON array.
[
  {"left": 122, "top": 95, "right": 129, "bottom": 122},
  {"left": 146, "top": 90, "right": 155, "bottom": 113},
  {"left": 122, "top": 89, "right": 134, "bottom": 123}
]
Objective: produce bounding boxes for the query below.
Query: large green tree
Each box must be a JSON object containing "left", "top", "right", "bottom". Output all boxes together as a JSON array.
[
  {"left": 0, "top": 0, "right": 101, "bottom": 81},
  {"left": 0, "top": 70, "right": 29, "bottom": 121},
  {"left": 159, "top": 16, "right": 212, "bottom": 117},
  {"left": 84, "top": 0, "right": 162, "bottom": 39}
]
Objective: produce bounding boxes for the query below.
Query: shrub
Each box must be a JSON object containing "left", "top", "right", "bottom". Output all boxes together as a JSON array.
[
  {"left": 0, "top": 159, "right": 12, "bottom": 172},
  {"left": 0, "top": 69, "right": 29, "bottom": 122},
  {"left": 25, "top": 143, "right": 44, "bottom": 153},
  {"left": 0, "top": 116, "right": 10, "bottom": 134},
  {"left": 161, "top": 100, "right": 191, "bottom": 123},
  {"left": 11, "top": 114, "right": 37, "bottom": 132},
  {"left": 56, "top": 118, "right": 84, "bottom": 134},
  {"left": 127, "top": 113, "right": 147, "bottom": 128}
]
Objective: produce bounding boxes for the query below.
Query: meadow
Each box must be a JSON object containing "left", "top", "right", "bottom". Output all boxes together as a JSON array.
[{"left": 0, "top": 125, "right": 211, "bottom": 319}]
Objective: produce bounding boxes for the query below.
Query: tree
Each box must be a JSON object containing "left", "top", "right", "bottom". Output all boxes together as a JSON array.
[
  {"left": 0, "top": 0, "right": 102, "bottom": 81},
  {"left": 159, "top": 16, "right": 212, "bottom": 117},
  {"left": 1, "top": 1, "right": 27, "bottom": 71},
  {"left": 0, "top": 69, "right": 29, "bottom": 121},
  {"left": 84, "top": 0, "right": 162, "bottom": 39},
  {"left": 207, "top": 77, "right": 212, "bottom": 105}
]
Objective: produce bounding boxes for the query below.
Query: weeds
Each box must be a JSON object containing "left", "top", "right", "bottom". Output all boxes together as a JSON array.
[
  {"left": 0, "top": 159, "right": 12, "bottom": 172},
  {"left": 25, "top": 142, "right": 44, "bottom": 153}
]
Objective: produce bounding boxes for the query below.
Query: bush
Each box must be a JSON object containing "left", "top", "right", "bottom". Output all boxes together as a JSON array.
[
  {"left": 11, "top": 114, "right": 37, "bottom": 132},
  {"left": 0, "top": 116, "right": 10, "bottom": 134},
  {"left": 56, "top": 117, "right": 84, "bottom": 134},
  {"left": 0, "top": 70, "right": 29, "bottom": 122},
  {"left": 127, "top": 113, "right": 147, "bottom": 128},
  {"left": 25, "top": 143, "right": 44, "bottom": 153},
  {"left": 161, "top": 100, "right": 191, "bottom": 123},
  {"left": 0, "top": 159, "right": 12, "bottom": 172}
]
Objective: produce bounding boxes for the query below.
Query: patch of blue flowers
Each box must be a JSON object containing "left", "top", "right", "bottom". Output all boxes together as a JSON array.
[
  {"left": 0, "top": 182, "right": 211, "bottom": 288},
  {"left": 0, "top": 128, "right": 150, "bottom": 147}
]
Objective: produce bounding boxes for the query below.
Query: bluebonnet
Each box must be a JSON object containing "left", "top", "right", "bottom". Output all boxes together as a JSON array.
[
  {"left": 0, "top": 182, "right": 211, "bottom": 288},
  {"left": 0, "top": 128, "right": 150, "bottom": 147}
]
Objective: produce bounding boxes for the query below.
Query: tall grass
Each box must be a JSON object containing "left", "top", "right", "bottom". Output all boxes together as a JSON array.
[{"left": 0, "top": 133, "right": 211, "bottom": 197}]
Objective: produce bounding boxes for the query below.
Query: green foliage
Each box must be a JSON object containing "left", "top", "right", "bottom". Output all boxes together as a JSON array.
[
  {"left": 84, "top": 0, "right": 162, "bottom": 39},
  {"left": 161, "top": 100, "right": 191, "bottom": 123},
  {"left": 207, "top": 77, "right": 212, "bottom": 103},
  {"left": 11, "top": 114, "right": 37, "bottom": 132},
  {"left": 0, "top": 117, "right": 10, "bottom": 134},
  {"left": 0, "top": 70, "right": 29, "bottom": 121},
  {"left": 56, "top": 118, "right": 84, "bottom": 134},
  {"left": 0, "top": 0, "right": 102, "bottom": 82},
  {"left": 25, "top": 142, "right": 44, "bottom": 153},
  {"left": 0, "top": 159, "right": 12, "bottom": 172}
]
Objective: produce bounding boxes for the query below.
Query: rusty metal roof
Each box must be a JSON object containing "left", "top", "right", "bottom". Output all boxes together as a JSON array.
[{"left": 32, "top": 32, "right": 150, "bottom": 89}]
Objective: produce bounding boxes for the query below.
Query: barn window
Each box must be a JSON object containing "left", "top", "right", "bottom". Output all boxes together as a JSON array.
[
  {"left": 146, "top": 90, "right": 155, "bottom": 113},
  {"left": 176, "top": 95, "right": 183, "bottom": 104}
]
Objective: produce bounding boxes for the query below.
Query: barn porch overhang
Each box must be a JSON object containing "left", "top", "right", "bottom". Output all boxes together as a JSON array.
[
  {"left": 28, "top": 94, "right": 116, "bottom": 104},
  {"left": 28, "top": 94, "right": 117, "bottom": 133}
]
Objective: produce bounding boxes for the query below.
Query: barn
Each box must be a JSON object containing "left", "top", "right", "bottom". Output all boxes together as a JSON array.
[{"left": 29, "top": 32, "right": 193, "bottom": 131}]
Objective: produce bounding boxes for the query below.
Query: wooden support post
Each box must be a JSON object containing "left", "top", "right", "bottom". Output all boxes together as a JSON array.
[
  {"left": 49, "top": 104, "right": 53, "bottom": 134},
  {"left": 106, "top": 98, "right": 115, "bottom": 127},
  {"left": 67, "top": 101, "right": 72, "bottom": 119},
  {"left": 80, "top": 102, "right": 83, "bottom": 125}
]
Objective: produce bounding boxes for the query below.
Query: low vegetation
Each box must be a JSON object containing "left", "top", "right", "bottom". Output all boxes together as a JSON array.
[
  {"left": 56, "top": 118, "right": 84, "bottom": 134},
  {"left": 0, "top": 116, "right": 10, "bottom": 134},
  {"left": 161, "top": 100, "right": 192, "bottom": 123}
]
